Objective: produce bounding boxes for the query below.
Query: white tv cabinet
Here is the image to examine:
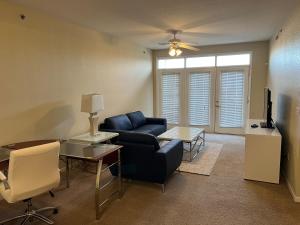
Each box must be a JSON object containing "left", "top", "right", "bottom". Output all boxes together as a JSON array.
[{"left": 244, "top": 119, "right": 282, "bottom": 184}]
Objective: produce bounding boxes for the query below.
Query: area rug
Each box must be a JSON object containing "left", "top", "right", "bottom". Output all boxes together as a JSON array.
[{"left": 179, "top": 142, "right": 223, "bottom": 175}]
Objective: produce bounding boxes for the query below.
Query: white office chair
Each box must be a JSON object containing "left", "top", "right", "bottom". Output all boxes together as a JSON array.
[{"left": 0, "top": 141, "right": 60, "bottom": 225}]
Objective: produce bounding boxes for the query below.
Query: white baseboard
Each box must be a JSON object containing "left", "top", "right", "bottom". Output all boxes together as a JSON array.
[{"left": 285, "top": 176, "right": 300, "bottom": 202}]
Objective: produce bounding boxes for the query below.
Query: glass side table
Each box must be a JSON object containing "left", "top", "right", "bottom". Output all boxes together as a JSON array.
[
  {"left": 60, "top": 142, "right": 123, "bottom": 220},
  {"left": 69, "top": 131, "right": 119, "bottom": 144}
]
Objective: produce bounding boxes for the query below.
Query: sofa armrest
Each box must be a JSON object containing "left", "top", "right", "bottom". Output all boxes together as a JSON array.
[
  {"left": 154, "top": 140, "right": 183, "bottom": 183},
  {"left": 99, "top": 128, "right": 134, "bottom": 142},
  {"left": 117, "top": 132, "right": 160, "bottom": 150},
  {"left": 145, "top": 117, "right": 167, "bottom": 126}
]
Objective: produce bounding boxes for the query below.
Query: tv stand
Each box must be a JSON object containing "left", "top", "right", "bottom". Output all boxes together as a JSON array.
[
  {"left": 245, "top": 119, "right": 282, "bottom": 184},
  {"left": 260, "top": 121, "right": 275, "bottom": 129}
]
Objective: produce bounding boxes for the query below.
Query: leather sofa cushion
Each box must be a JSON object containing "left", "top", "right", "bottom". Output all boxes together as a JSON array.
[
  {"left": 126, "top": 111, "right": 146, "bottom": 129},
  {"left": 104, "top": 114, "right": 133, "bottom": 130},
  {"left": 133, "top": 124, "right": 166, "bottom": 136}
]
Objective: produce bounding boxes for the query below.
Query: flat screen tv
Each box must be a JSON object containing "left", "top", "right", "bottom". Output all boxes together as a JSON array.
[{"left": 260, "top": 88, "right": 274, "bottom": 129}]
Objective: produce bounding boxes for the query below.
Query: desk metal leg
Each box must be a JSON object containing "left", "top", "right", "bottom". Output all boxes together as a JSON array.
[
  {"left": 66, "top": 157, "right": 70, "bottom": 188},
  {"left": 95, "top": 150, "right": 122, "bottom": 220}
]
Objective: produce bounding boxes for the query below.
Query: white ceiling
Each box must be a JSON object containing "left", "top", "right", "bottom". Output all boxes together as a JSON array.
[{"left": 9, "top": 0, "right": 299, "bottom": 49}]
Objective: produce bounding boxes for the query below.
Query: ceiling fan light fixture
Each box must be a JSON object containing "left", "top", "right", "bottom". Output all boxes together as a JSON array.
[
  {"left": 175, "top": 48, "right": 182, "bottom": 56},
  {"left": 169, "top": 47, "right": 176, "bottom": 56},
  {"left": 161, "top": 29, "right": 200, "bottom": 57}
]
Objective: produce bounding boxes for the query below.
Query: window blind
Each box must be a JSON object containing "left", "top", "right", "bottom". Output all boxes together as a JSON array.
[
  {"left": 219, "top": 71, "right": 245, "bottom": 128},
  {"left": 188, "top": 72, "right": 211, "bottom": 126},
  {"left": 161, "top": 73, "right": 180, "bottom": 124}
]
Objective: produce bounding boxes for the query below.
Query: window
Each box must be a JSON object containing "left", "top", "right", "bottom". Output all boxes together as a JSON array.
[
  {"left": 186, "top": 56, "right": 215, "bottom": 68},
  {"left": 219, "top": 71, "right": 245, "bottom": 128},
  {"left": 156, "top": 52, "right": 250, "bottom": 134},
  {"left": 158, "top": 58, "right": 184, "bottom": 69},
  {"left": 161, "top": 73, "right": 180, "bottom": 124},
  {"left": 158, "top": 53, "right": 251, "bottom": 69},
  {"left": 217, "top": 54, "right": 250, "bottom": 67},
  {"left": 188, "top": 72, "right": 211, "bottom": 126}
]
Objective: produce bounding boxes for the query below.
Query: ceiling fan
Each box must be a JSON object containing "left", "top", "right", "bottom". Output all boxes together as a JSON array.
[{"left": 159, "top": 30, "right": 200, "bottom": 56}]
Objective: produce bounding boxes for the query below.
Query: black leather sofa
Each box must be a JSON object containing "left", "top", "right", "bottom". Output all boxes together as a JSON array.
[
  {"left": 99, "top": 111, "right": 183, "bottom": 191},
  {"left": 99, "top": 111, "right": 167, "bottom": 136}
]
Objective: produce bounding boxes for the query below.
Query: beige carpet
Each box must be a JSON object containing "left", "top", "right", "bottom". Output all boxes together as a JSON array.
[
  {"left": 179, "top": 142, "right": 223, "bottom": 175},
  {"left": 1, "top": 134, "right": 300, "bottom": 225}
]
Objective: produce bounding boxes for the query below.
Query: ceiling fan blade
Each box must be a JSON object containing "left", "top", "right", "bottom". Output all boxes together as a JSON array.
[
  {"left": 180, "top": 41, "right": 199, "bottom": 46},
  {"left": 178, "top": 43, "right": 200, "bottom": 51}
]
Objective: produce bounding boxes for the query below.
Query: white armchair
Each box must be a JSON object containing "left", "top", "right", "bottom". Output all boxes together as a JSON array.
[{"left": 0, "top": 141, "right": 60, "bottom": 225}]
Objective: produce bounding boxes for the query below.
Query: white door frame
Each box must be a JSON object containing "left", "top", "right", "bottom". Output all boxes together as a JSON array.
[
  {"left": 185, "top": 67, "right": 216, "bottom": 133},
  {"left": 214, "top": 66, "right": 250, "bottom": 135}
]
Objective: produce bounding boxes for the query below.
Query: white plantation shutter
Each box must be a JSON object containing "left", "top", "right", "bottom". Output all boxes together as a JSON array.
[
  {"left": 161, "top": 73, "right": 180, "bottom": 124},
  {"left": 219, "top": 71, "right": 245, "bottom": 128},
  {"left": 188, "top": 72, "right": 211, "bottom": 126}
]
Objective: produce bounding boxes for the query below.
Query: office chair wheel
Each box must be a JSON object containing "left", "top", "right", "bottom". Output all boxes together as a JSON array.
[{"left": 53, "top": 208, "right": 58, "bottom": 214}]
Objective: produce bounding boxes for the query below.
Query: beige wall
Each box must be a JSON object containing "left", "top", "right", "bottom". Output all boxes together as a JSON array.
[
  {"left": 0, "top": 1, "right": 153, "bottom": 146},
  {"left": 153, "top": 41, "right": 269, "bottom": 119},
  {"left": 268, "top": 3, "right": 300, "bottom": 197}
]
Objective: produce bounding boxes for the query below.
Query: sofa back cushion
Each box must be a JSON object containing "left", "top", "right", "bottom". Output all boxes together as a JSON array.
[
  {"left": 104, "top": 114, "right": 133, "bottom": 130},
  {"left": 126, "top": 111, "right": 146, "bottom": 129},
  {"left": 118, "top": 132, "right": 160, "bottom": 151}
]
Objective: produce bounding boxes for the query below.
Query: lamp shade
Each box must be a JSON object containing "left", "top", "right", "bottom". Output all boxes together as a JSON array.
[{"left": 81, "top": 94, "right": 104, "bottom": 113}]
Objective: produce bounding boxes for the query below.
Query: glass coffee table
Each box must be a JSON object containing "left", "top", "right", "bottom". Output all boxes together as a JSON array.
[{"left": 158, "top": 126, "right": 205, "bottom": 162}]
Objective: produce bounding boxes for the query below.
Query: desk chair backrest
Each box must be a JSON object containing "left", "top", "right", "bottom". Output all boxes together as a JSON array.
[{"left": 7, "top": 141, "right": 60, "bottom": 203}]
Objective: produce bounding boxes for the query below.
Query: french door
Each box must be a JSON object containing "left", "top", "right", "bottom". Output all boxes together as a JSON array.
[
  {"left": 215, "top": 67, "right": 249, "bottom": 134},
  {"left": 159, "top": 70, "right": 184, "bottom": 126},
  {"left": 186, "top": 68, "right": 215, "bottom": 133},
  {"left": 158, "top": 66, "right": 249, "bottom": 135}
]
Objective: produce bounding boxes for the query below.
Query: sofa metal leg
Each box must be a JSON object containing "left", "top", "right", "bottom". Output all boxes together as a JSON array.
[{"left": 161, "top": 184, "right": 165, "bottom": 193}]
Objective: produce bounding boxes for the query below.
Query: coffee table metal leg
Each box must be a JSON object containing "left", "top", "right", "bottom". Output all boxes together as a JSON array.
[
  {"left": 186, "top": 135, "right": 203, "bottom": 162},
  {"left": 190, "top": 142, "right": 192, "bottom": 162},
  {"left": 203, "top": 130, "right": 206, "bottom": 147},
  {"left": 118, "top": 149, "right": 122, "bottom": 198}
]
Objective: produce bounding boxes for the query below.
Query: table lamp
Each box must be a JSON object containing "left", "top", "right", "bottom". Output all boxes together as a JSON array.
[{"left": 81, "top": 94, "right": 104, "bottom": 136}]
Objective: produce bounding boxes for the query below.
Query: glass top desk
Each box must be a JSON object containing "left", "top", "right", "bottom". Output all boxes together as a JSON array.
[
  {"left": 0, "top": 141, "right": 123, "bottom": 220},
  {"left": 0, "top": 140, "right": 58, "bottom": 163},
  {"left": 60, "top": 142, "right": 123, "bottom": 219}
]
